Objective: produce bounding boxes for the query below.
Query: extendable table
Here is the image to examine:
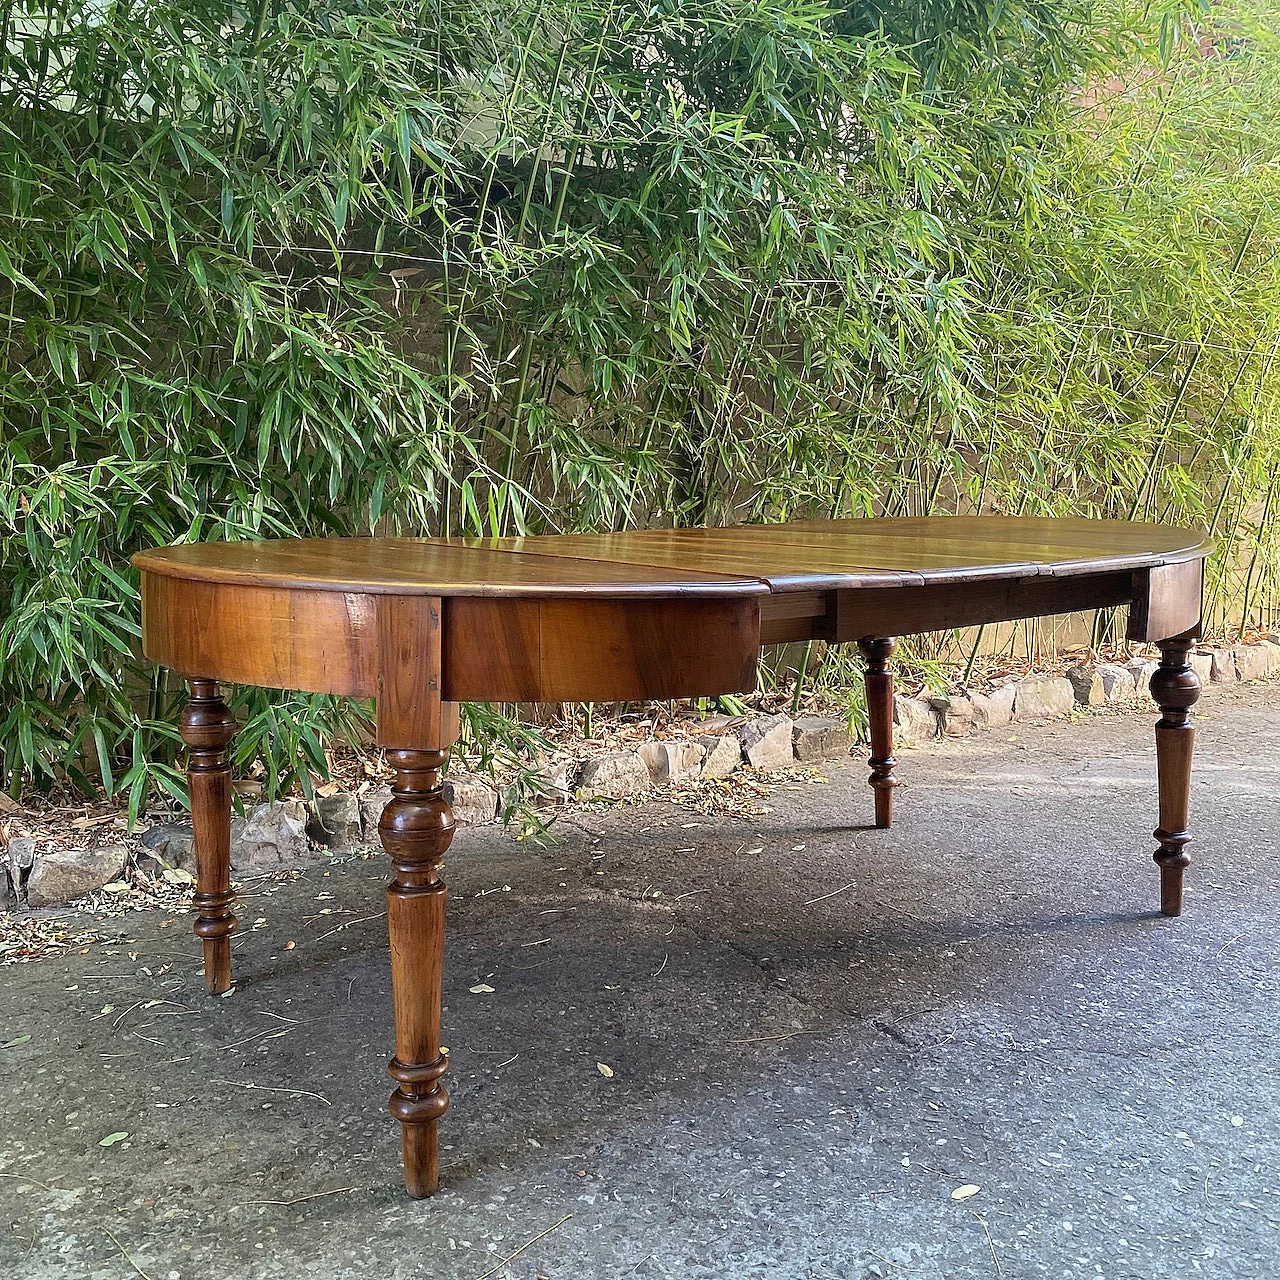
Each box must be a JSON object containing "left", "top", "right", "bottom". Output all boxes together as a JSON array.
[{"left": 133, "top": 516, "right": 1211, "bottom": 1196}]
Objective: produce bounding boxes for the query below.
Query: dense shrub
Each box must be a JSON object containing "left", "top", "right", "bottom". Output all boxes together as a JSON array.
[{"left": 2, "top": 0, "right": 1278, "bottom": 805}]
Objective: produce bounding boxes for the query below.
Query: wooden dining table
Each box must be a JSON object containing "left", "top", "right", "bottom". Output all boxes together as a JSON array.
[{"left": 132, "top": 515, "right": 1211, "bottom": 1197}]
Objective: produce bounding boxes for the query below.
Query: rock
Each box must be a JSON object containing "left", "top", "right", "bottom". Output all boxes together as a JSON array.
[
  {"left": 971, "top": 684, "right": 1016, "bottom": 728},
  {"left": 1209, "top": 649, "right": 1237, "bottom": 684},
  {"left": 575, "top": 752, "right": 651, "bottom": 801},
  {"left": 140, "top": 823, "right": 195, "bottom": 873},
  {"left": 638, "top": 740, "right": 705, "bottom": 784},
  {"left": 1014, "top": 675, "right": 1075, "bottom": 719},
  {"left": 230, "top": 800, "right": 310, "bottom": 872},
  {"left": 734, "top": 714, "right": 795, "bottom": 769},
  {"left": 27, "top": 844, "right": 127, "bottom": 907},
  {"left": 1066, "top": 665, "right": 1106, "bottom": 707},
  {"left": 698, "top": 734, "right": 742, "bottom": 780},
  {"left": 1234, "top": 644, "right": 1270, "bottom": 682},
  {"left": 791, "top": 716, "right": 853, "bottom": 761},
  {"left": 692, "top": 714, "right": 735, "bottom": 734},
  {"left": 1096, "top": 663, "right": 1137, "bottom": 703},
  {"left": 529, "top": 759, "right": 576, "bottom": 807},
  {"left": 307, "top": 792, "right": 363, "bottom": 849},
  {"left": 894, "top": 695, "right": 937, "bottom": 744},
  {"left": 1190, "top": 651, "right": 1213, "bottom": 686},
  {"left": 930, "top": 695, "right": 975, "bottom": 738},
  {"left": 360, "top": 785, "right": 393, "bottom": 841},
  {"left": 1126, "top": 659, "right": 1159, "bottom": 695},
  {"left": 443, "top": 772, "right": 499, "bottom": 826},
  {"left": 6, "top": 836, "right": 37, "bottom": 875},
  {"left": 1260, "top": 639, "right": 1280, "bottom": 676}
]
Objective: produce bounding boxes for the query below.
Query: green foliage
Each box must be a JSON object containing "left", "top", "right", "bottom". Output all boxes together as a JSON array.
[{"left": 2, "top": 0, "right": 1279, "bottom": 805}]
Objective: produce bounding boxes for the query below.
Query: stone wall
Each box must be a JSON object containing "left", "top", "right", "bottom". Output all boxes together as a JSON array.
[{"left": 4, "top": 640, "right": 1277, "bottom": 911}]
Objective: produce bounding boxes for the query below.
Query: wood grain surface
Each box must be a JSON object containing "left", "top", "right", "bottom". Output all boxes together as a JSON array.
[
  {"left": 442, "top": 596, "right": 760, "bottom": 701},
  {"left": 134, "top": 537, "right": 767, "bottom": 597},
  {"left": 141, "top": 574, "right": 378, "bottom": 696},
  {"left": 137, "top": 517, "right": 1211, "bottom": 697},
  {"left": 134, "top": 517, "right": 1212, "bottom": 597}
]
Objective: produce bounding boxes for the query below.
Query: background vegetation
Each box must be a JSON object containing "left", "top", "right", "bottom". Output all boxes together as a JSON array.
[{"left": 2, "top": 0, "right": 1278, "bottom": 809}]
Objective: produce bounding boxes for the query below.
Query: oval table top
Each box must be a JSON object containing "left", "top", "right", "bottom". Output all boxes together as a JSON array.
[{"left": 132, "top": 515, "right": 1213, "bottom": 597}]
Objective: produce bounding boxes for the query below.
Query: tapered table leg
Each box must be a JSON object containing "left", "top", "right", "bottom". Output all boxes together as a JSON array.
[
  {"left": 858, "top": 636, "right": 897, "bottom": 828},
  {"left": 380, "top": 747, "right": 454, "bottom": 1197},
  {"left": 1149, "top": 635, "right": 1201, "bottom": 916},
  {"left": 179, "top": 679, "right": 238, "bottom": 993}
]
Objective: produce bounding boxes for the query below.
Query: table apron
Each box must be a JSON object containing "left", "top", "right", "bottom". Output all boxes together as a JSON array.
[
  {"left": 140, "top": 574, "right": 762, "bottom": 702},
  {"left": 142, "top": 560, "right": 1203, "bottom": 700},
  {"left": 440, "top": 595, "right": 761, "bottom": 702},
  {"left": 759, "top": 564, "right": 1202, "bottom": 645},
  {"left": 141, "top": 572, "right": 379, "bottom": 695}
]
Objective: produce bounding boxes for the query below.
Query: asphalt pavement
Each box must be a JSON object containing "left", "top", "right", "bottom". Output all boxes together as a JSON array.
[{"left": 2, "top": 682, "right": 1277, "bottom": 1279}]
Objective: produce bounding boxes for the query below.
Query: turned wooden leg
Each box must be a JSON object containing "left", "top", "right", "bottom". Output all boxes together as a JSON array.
[
  {"left": 179, "top": 679, "right": 238, "bottom": 993},
  {"left": 858, "top": 637, "right": 897, "bottom": 828},
  {"left": 380, "top": 748, "right": 454, "bottom": 1197},
  {"left": 1150, "top": 636, "right": 1201, "bottom": 916}
]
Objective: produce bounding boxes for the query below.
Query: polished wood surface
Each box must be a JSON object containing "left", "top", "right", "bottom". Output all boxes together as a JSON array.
[
  {"left": 380, "top": 748, "right": 453, "bottom": 1197},
  {"left": 135, "top": 536, "right": 768, "bottom": 596},
  {"left": 375, "top": 596, "right": 462, "bottom": 750},
  {"left": 461, "top": 516, "right": 1212, "bottom": 590},
  {"left": 178, "top": 682, "right": 238, "bottom": 994},
  {"left": 1150, "top": 634, "right": 1203, "bottom": 916},
  {"left": 135, "top": 516, "right": 1212, "bottom": 596},
  {"left": 143, "top": 574, "right": 379, "bottom": 696},
  {"left": 442, "top": 596, "right": 760, "bottom": 702},
  {"left": 1128, "top": 560, "right": 1207, "bottom": 642},
  {"left": 138, "top": 514, "right": 1214, "bottom": 1198},
  {"left": 858, "top": 638, "right": 897, "bottom": 828}
]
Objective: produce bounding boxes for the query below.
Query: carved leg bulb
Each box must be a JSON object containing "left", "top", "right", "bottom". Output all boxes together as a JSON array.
[
  {"left": 180, "top": 679, "right": 239, "bottom": 994},
  {"left": 380, "top": 748, "right": 454, "bottom": 1197},
  {"left": 1150, "top": 636, "right": 1202, "bottom": 917},
  {"left": 858, "top": 636, "right": 898, "bottom": 828}
]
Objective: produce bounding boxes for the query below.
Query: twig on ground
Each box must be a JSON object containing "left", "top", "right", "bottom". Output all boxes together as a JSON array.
[
  {"left": 103, "top": 1228, "right": 152, "bottom": 1280},
  {"left": 209, "top": 1078, "right": 331, "bottom": 1106},
  {"left": 971, "top": 1211, "right": 1003, "bottom": 1277},
  {"left": 890, "top": 1006, "right": 939, "bottom": 1025},
  {"left": 804, "top": 882, "right": 857, "bottom": 907},
  {"left": 311, "top": 911, "right": 386, "bottom": 943},
  {"left": 241, "top": 1186, "right": 359, "bottom": 1207},
  {"left": 0, "top": 1173, "right": 74, "bottom": 1194},
  {"left": 728, "top": 1029, "right": 820, "bottom": 1045},
  {"left": 109, "top": 1001, "right": 147, "bottom": 1031},
  {"left": 864, "top": 1252, "right": 924, "bottom": 1273},
  {"left": 1217, "top": 931, "right": 1248, "bottom": 958},
  {"left": 217, "top": 1027, "right": 290, "bottom": 1052},
  {"left": 472, "top": 1213, "right": 573, "bottom": 1280}
]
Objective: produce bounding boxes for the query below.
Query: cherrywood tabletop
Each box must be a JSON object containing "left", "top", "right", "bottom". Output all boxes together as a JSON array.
[{"left": 133, "top": 515, "right": 1212, "bottom": 596}]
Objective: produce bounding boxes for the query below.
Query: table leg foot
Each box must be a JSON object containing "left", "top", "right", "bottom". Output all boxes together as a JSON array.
[
  {"left": 180, "top": 680, "right": 238, "bottom": 994},
  {"left": 392, "top": 1081, "right": 446, "bottom": 1197},
  {"left": 859, "top": 637, "right": 897, "bottom": 828},
  {"left": 1150, "top": 636, "right": 1200, "bottom": 917},
  {"left": 380, "top": 747, "right": 454, "bottom": 1197}
]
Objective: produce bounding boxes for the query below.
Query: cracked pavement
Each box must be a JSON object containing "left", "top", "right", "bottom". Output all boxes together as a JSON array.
[{"left": 2, "top": 682, "right": 1278, "bottom": 1279}]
